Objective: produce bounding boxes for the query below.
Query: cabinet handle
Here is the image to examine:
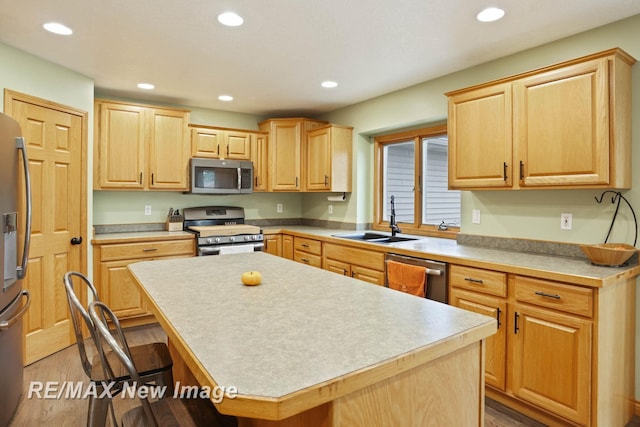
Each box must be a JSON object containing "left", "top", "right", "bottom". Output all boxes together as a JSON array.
[
  {"left": 514, "top": 312, "right": 520, "bottom": 334},
  {"left": 519, "top": 160, "right": 524, "bottom": 180},
  {"left": 296, "top": 176, "right": 299, "bottom": 188},
  {"left": 151, "top": 173, "right": 154, "bottom": 185},
  {"left": 227, "top": 145, "right": 230, "bottom": 156},
  {"left": 343, "top": 269, "right": 348, "bottom": 276},
  {"left": 324, "top": 175, "right": 329, "bottom": 186},
  {"left": 464, "top": 277, "right": 484, "bottom": 284},
  {"left": 351, "top": 271, "right": 355, "bottom": 277},
  {"left": 264, "top": 240, "right": 268, "bottom": 250},
  {"left": 143, "top": 248, "right": 158, "bottom": 252},
  {"left": 534, "top": 291, "right": 561, "bottom": 300},
  {"left": 496, "top": 307, "right": 501, "bottom": 329},
  {"left": 139, "top": 172, "right": 143, "bottom": 184},
  {"left": 255, "top": 176, "right": 259, "bottom": 186},
  {"left": 217, "top": 143, "right": 220, "bottom": 155},
  {"left": 301, "top": 243, "right": 309, "bottom": 248},
  {"left": 503, "top": 162, "right": 508, "bottom": 181},
  {"left": 301, "top": 257, "right": 309, "bottom": 263}
]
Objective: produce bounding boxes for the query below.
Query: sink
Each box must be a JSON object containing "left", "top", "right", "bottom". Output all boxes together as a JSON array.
[{"left": 332, "top": 232, "right": 418, "bottom": 244}]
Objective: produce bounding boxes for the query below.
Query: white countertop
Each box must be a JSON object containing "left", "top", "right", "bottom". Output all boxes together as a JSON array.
[{"left": 129, "top": 252, "right": 495, "bottom": 398}]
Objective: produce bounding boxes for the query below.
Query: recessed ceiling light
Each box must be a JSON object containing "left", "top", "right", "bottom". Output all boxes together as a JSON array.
[
  {"left": 218, "top": 95, "right": 234, "bottom": 102},
  {"left": 137, "top": 83, "right": 155, "bottom": 90},
  {"left": 43, "top": 22, "right": 73, "bottom": 35},
  {"left": 321, "top": 81, "right": 338, "bottom": 88},
  {"left": 218, "top": 12, "right": 244, "bottom": 27},
  {"left": 476, "top": 7, "right": 505, "bottom": 22}
]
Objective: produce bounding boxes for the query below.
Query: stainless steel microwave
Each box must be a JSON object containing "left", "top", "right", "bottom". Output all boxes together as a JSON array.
[{"left": 189, "top": 158, "right": 253, "bottom": 194}]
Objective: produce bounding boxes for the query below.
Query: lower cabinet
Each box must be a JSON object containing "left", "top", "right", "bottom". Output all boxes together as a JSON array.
[
  {"left": 263, "top": 234, "right": 282, "bottom": 256},
  {"left": 93, "top": 237, "right": 195, "bottom": 326},
  {"left": 293, "top": 236, "right": 322, "bottom": 268},
  {"left": 323, "top": 243, "right": 385, "bottom": 285},
  {"left": 450, "top": 264, "right": 631, "bottom": 427}
]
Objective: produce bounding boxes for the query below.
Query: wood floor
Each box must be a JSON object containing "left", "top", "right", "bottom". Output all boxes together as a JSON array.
[{"left": 5, "top": 323, "right": 632, "bottom": 426}]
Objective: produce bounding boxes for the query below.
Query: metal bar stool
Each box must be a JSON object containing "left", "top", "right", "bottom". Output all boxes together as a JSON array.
[
  {"left": 63, "top": 271, "right": 174, "bottom": 427},
  {"left": 89, "top": 300, "right": 237, "bottom": 427}
]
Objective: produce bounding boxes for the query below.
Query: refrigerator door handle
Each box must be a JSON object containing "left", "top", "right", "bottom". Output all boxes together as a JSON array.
[
  {"left": 15, "top": 137, "right": 31, "bottom": 280},
  {"left": 0, "top": 290, "right": 30, "bottom": 331}
]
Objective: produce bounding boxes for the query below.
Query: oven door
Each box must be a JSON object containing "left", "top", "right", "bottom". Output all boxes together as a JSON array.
[{"left": 199, "top": 242, "right": 264, "bottom": 256}]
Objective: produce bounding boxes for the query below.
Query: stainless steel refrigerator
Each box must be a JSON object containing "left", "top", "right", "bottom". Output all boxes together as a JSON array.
[{"left": 0, "top": 112, "right": 32, "bottom": 427}]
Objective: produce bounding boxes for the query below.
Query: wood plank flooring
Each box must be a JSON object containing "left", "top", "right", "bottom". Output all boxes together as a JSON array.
[{"left": 6, "top": 323, "right": 635, "bottom": 426}]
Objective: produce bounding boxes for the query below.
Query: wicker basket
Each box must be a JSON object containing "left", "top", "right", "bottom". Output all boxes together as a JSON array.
[{"left": 580, "top": 243, "right": 637, "bottom": 267}]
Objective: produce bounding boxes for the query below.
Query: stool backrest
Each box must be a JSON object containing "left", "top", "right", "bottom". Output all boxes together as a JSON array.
[
  {"left": 89, "top": 300, "right": 159, "bottom": 427},
  {"left": 62, "top": 271, "right": 100, "bottom": 378}
]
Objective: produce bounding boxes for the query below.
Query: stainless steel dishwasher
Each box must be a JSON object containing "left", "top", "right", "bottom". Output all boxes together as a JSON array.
[{"left": 385, "top": 253, "right": 448, "bottom": 303}]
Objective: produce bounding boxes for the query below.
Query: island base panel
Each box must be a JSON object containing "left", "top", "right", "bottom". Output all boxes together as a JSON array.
[{"left": 236, "top": 342, "right": 484, "bottom": 427}]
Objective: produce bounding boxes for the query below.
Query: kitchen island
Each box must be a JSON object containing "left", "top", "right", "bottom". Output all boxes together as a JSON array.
[{"left": 129, "top": 252, "right": 496, "bottom": 426}]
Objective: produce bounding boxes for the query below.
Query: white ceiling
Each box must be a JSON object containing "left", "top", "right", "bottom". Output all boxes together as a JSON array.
[{"left": 1, "top": 1, "right": 639, "bottom": 116}]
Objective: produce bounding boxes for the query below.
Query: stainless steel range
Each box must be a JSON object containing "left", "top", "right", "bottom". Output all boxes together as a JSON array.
[{"left": 183, "top": 206, "right": 263, "bottom": 256}]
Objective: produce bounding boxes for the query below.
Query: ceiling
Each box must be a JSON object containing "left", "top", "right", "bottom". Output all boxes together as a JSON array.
[{"left": 1, "top": 1, "right": 639, "bottom": 117}]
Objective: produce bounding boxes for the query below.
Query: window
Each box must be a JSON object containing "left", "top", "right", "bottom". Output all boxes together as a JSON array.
[{"left": 374, "top": 124, "right": 460, "bottom": 236}]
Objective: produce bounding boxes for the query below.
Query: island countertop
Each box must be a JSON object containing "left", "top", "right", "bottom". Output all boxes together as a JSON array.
[{"left": 129, "top": 252, "right": 496, "bottom": 423}]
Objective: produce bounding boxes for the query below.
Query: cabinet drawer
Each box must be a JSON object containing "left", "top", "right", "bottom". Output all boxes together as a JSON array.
[
  {"left": 513, "top": 276, "right": 593, "bottom": 318},
  {"left": 294, "top": 237, "right": 322, "bottom": 256},
  {"left": 323, "top": 243, "right": 385, "bottom": 271},
  {"left": 294, "top": 250, "right": 322, "bottom": 268},
  {"left": 450, "top": 265, "right": 506, "bottom": 297},
  {"left": 99, "top": 239, "right": 194, "bottom": 261}
]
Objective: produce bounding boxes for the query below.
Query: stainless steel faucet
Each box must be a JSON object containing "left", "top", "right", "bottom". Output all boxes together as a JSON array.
[{"left": 389, "top": 195, "right": 402, "bottom": 236}]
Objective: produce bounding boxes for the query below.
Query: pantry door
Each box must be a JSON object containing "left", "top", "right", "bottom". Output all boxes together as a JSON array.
[{"left": 4, "top": 90, "right": 88, "bottom": 365}]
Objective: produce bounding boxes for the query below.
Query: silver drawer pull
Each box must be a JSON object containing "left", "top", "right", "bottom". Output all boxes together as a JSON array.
[
  {"left": 535, "top": 291, "right": 561, "bottom": 300},
  {"left": 464, "top": 277, "right": 484, "bottom": 284},
  {"left": 142, "top": 248, "right": 159, "bottom": 252}
]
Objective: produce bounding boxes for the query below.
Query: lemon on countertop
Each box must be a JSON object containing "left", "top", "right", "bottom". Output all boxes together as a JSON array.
[{"left": 241, "top": 271, "right": 262, "bottom": 286}]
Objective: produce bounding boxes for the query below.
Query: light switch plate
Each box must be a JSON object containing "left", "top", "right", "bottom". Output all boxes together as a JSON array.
[
  {"left": 472, "top": 209, "right": 481, "bottom": 224},
  {"left": 561, "top": 213, "right": 572, "bottom": 230}
]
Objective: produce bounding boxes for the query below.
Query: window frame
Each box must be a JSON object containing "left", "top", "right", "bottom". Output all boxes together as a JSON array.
[{"left": 373, "top": 124, "right": 459, "bottom": 239}]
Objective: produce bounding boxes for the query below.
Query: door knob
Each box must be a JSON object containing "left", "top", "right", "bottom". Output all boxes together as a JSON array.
[{"left": 70, "top": 236, "right": 83, "bottom": 245}]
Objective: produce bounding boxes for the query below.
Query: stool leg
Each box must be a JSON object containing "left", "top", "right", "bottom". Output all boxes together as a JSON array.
[{"left": 86, "top": 393, "right": 111, "bottom": 427}]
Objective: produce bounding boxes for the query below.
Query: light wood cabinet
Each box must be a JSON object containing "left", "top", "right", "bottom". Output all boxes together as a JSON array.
[
  {"left": 293, "top": 236, "right": 322, "bottom": 268},
  {"left": 94, "top": 100, "right": 190, "bottom": 190},
  {"left": 258, "top": 118, "right": 327, "bottom": 191},
  {"left": 263, "top": 234, "right": 282, "bottom": 256},
  {"left": 451, "top": 264, "right": 633, "bottom": 426},
  {"left": 447, "top": 48, "right": 635, "bottom": 190},
  {"left": 306, "top": 124, "right": 353, "bottom": 192},
  {"left": 251, "top": 132, "right": 269, "bottom": 191},
  {"left": 450, "top": 265, "right": 507, "bottom": 390},
  {"left": 282, "top": 234, "right": 294, "bottom": 260},
  {"left": 93, "top": 237, "right": 195, "bottom": 325},
  {"left": 190, "top": 124, "right": 252, "bottom": 160},
  {"left": 322, "top": 243, "right": 385, "bottom": 285}
]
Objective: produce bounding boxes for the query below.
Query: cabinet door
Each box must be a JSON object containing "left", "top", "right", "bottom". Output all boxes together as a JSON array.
[
  {"left": 324, "top": 258, "right": 350, "bottom": 277},
  {"left": 100, "top": 259, "right": 149, "bottom": 318},
  {"left": 148, "top": 108, "right": 190, "bottom": 190},
  {"left": 191, "top": 127, "right": 223, "bottom": 158},
  {"left": 514, "top": 58, "right": 609, "bottom": 187},
  {"left": 263, "top": 234, "right": 282, "bottom": 256},
  {"left": 307, "top": 127, "right": 331, "bottom": 190},
  {"left": 510, "top": 303, "right": 592, "bottom": 425},
  {"left": 225, "top": 131, "right": 252, "bottom": 160},
  {"left": 450, "top": 288, "right": 506, "bottom": 390},
  {"left": 251, "top": 133, "right": 269, "bottom": 191},
  {"left": 96, "top": 102, "right": 146, "bottom": 189},
  {"left": 282, "top": 234, "right": 294, "bottom": 260},
  {"left": 448, "top": 83, "right": 512, "bottom": 189},
  {"left": 351, "top": 265, "right": 385, "bottom": 286},
  {"left": 268, "top": 120, "right": 302, "bottom": 191}
]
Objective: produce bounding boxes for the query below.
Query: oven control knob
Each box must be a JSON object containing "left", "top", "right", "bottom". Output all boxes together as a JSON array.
[
  {"left": 244, "top": 235, "right": 251, "bottom": 241},
  {"left": 214, "top": 237, "right": 221, "bottom": 243},
  {"left": 253, "top": 235, "right": 260, "bottom": 241},
  {"left": 207, "top": 238, "right": 213, "bottom": 244},
  {"left": 229, "top": 236, "right": 235, "bottom": 242}
]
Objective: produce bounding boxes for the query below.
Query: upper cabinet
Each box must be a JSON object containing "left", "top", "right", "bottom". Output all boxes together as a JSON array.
[
  {"left": 259, "top": 118, "right": 327, "bottom": 191},
  {"left": 251, "top": 132, "right": 269, "bottom": 191},
  {"left": 447, "top": 48, "right": 635, "bottom": 190},
  {"left": 190, "top": 125, "right": 252, "bottom": 160},
  {"left": 94, "top": 100, "right": 190, "bottom": 190},
  {"left": 306, "top": 124, "right": 353, "bottom": 192}
]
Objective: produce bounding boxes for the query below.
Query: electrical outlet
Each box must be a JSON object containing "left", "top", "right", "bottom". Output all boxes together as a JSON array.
[
  {"left": 328, "top": 205, "right": 333, "bottom": 214},
  {"left": 472, "top": 209, "right": 481, "bottom": 224},
  {"left": 561, "top": 213, "right": 572, "bottom": 230},
  {"left": 276, "top": 203, "right": 283, "bottom": 213},
  {"left": 144, "top": 205, "right": 152, "bottom": 216}
]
